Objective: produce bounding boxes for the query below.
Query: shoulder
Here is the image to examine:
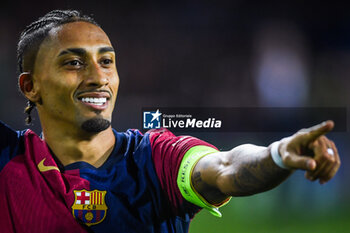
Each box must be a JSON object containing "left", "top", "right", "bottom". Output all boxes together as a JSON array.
[
  {"left": 112, "top": 128, "right": 151, "bottom": 158},
  {"left": 0, "top": 121, "right": 27, "bottom": 145},
  {"left": 115, "top": 128, "right": 146, "bottom": 146},
  {"left": 146, "top": 128, "right": 176, "bottom": 143},
  {"left": 0, "top": 121, "right": 27, "bottom": 172},
  {"left": 114, "top": 128, "right": 176, "bottom": 150}
]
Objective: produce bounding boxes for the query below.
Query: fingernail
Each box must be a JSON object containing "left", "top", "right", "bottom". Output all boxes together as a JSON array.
[
  {"left": 307, "top": 160, "right": 312, "bottom": 168},
  {"left": 307, "top": 160, "right": 315, "bottom": 170}
]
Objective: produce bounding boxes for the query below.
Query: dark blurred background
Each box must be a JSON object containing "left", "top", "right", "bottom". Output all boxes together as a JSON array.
[{"left": 0, "top": 1, "right": 349, "bottom": 232}]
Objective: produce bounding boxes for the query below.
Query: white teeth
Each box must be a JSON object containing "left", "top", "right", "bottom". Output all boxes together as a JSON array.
[{"left": 81, "top": 97, "right": 107, "bottom": 105}]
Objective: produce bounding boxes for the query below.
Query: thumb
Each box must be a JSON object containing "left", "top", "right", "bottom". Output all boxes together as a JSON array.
[{"left": 283, "top": 153, "right": 317, "bottom": 171}]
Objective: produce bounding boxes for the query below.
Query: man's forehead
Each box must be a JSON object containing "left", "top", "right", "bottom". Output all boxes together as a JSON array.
[
  {"left": 34, "top": 21, "right": 114, "bottom": 71},
  {"left": 47, "top": 21, "right": 112, "bottom": 50}
]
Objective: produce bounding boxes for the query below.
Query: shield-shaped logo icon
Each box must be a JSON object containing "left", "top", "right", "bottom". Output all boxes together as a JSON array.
[{"left": 72, "top": 189, "right": 108, "bottom": 226}]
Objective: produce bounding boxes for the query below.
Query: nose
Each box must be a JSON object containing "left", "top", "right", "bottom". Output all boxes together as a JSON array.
[{"left": 84, "top": 61, "right": 109, "bottom": 87}]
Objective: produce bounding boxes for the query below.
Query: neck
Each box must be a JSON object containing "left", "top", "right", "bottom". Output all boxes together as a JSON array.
[{"left": 42, "top": 123, "right": 115, "bottom": 168}]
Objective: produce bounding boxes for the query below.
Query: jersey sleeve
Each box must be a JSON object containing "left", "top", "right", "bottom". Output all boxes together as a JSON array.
[
  {"left": 148, "top": 128, "right": 218, "bottom": 217},
  {"left": 177, "top": 145, "right": 231, "bottom": 217},
  {"left": 0, "top": 121, "right": 25, "bottom": 172}
]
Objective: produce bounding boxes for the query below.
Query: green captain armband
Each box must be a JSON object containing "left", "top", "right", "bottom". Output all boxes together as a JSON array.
[{"left": 177, "top": 145, "right": 230, "bottom": 217}]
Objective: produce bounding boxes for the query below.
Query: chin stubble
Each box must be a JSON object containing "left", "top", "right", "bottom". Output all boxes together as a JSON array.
[{"left": 81, "top": 118, "right": 111, "bottom": 133}]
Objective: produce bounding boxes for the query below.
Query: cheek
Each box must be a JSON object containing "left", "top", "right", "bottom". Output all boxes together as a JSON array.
[
  {"left": 107, "top": 77, "right": 119, "bottom": 110},
  {"left": 40, "top": 75, "right": 78, "bottom": 106},
  {"left": 110, "top": 76, "right": 120, "bottom": 94}
]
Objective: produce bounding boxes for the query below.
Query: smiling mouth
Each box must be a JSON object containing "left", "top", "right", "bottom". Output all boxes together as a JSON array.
[
  {"left": 76, "top": 91, "right": 111, "bottom": 110},
  {"left": 80, "top": 97, "right": 107, "bottom": 106}
]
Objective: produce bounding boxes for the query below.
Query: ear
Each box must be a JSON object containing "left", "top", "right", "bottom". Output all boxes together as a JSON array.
[{"left": 18, "top": 72, "right": 41, "bottom": 103}]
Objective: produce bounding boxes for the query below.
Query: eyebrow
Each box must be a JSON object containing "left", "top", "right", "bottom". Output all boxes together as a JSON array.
[
  {"left": 58, "top": 48, "right": 86, "bottom": 57},
  {"left": 99, "top": 47, "right": 115, "bottom": 53},
  {"left": 58, "top": 46, "right": 115, "bottom": 57}
]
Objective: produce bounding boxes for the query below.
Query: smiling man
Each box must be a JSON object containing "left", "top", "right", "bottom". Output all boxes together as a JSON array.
[
  {"left": 19, "top": 18, "right": 119, "bottom": 167},
  {"left": 0, "top": 10, "right": 340, "bottom": 233}
]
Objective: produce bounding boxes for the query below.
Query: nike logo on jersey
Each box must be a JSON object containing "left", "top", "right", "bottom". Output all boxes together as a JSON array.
[
  {"left": 37, "top": 158, "right": 60, "bottom": 172},
  {"left": 172, "top": 136, "right": 190, "bottom": 147}
]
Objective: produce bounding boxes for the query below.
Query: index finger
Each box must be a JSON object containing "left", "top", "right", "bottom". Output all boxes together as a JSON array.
[{"left": 294, "top": 120, "right": 334, "bottom": 145}]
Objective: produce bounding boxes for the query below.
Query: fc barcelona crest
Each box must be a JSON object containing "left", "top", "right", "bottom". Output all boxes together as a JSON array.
[{"left": 72, "top": 189, "right": 108, "bottom": 226}]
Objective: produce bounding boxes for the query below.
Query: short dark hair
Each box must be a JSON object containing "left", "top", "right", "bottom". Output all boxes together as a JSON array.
[
  {"left": 17, "top": 9, "right": 99, "bottom": 73},
  {"left": 18, "top": 10, "right": 99, "bottom": 124}
]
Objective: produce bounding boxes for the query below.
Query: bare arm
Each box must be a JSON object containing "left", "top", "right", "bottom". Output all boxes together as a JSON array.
[
  {"left": 191, "top": 145, "right": 291, "bottom": 204},
  {"left": 192, "top": 121, "right": 341, "bottom": 205}
]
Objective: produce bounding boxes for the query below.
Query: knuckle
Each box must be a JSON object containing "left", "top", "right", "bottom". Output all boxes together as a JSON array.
[
  {"left": 314, "top": 136, "right": 323, "bottom": 144},
  {"left": 326, "top": 155, "right": 335, "bottom": 162},
  {"left": 310, "top": 140, "right": 318, "bottom": 147}
]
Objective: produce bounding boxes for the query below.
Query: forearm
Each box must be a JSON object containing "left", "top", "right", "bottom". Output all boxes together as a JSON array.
[
  {"left": 192, "top": 143, "right": 292, "bottom": 203},
  {"left": 221, "top": 144, "right": 292, "bottom": 196}
]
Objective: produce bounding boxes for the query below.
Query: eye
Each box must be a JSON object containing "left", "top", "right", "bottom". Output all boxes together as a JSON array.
[
  {"left": 100, "top": 58, "right": 114, "bottom": 67},
  {"left": 64, "top": 59, "right": 84, "bottom": 68}
]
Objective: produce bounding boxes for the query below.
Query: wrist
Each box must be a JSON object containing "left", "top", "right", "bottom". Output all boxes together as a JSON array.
[{"left": 270, "top": 141, "right": 290, "bottom": 170}]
